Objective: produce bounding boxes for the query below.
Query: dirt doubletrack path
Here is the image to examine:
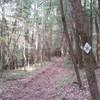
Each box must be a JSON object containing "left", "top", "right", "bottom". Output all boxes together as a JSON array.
[{"left": 0, "top": 57, "right": 91, "bottom": 100}]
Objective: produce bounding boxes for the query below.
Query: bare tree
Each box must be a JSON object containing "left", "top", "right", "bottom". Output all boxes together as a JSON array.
[
  {"left": 70, "top": 0, "right": 100, "bottom": 99},
  {"left": 59, "top": 0, "right": 82, "bottom": 88}
]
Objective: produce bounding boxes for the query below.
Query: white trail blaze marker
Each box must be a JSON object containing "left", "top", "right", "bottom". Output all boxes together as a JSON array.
[{"left": 83, "top": 42, "right": 92, "bottom": 54}]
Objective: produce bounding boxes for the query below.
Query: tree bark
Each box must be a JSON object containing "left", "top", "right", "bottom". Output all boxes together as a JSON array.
[
  {"left": 89, "top": 0, "right": 93, "bottom": 46},
  {"left": 70, "top": 0, "right": 100, "bottom": 99},
  {"left": 59, "top": 0, "right": 82, "bottom": 88},
  {"left": 95, "top": 17, "right": 100, "bottom": 64},
  {"left": 74, "top": 30, "right": 83, "bottom": 68},
  {"left": 98, "top": 0, "right": 100, "bottom": 14}
]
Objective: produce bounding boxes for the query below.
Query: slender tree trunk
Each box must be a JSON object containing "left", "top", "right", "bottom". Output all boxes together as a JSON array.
[
  {"left": 1, "top": 6, "right": 6, "bottom": 72},
  {"left": 84, "top": 0, "right": 87, "bottom": 9},
  {"left": 98, "top": 0, "right": 100, "bottom": 14},
  {"left": 71, "top": 8, "right": 84, "bottom": 68},
  {"left": 61, "top": 37, "right": 66, "bottom": 57},
  {"left": 74, "top": 30, "right": 83, "bottom": 68},
  {"left": 89, "top": 0, "right": 93, "bottom": 46},
  {"left": 59, "top": 0, "right": 82, "bottom": 88},
  {"left": 95, "top": 17, "right": 100, "bottom": 64},
  {"left": 23, "top": 40, "right": 26, "bottom": 71}
]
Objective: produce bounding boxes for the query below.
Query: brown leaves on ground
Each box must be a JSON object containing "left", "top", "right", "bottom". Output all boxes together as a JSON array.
[{"left": 0, "top": 57, "right": 91, "bottom": 100}]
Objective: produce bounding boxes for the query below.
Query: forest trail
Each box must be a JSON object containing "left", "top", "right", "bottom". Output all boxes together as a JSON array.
[{"left": 0, "top": 57, "right": 91, "bottom": 100}]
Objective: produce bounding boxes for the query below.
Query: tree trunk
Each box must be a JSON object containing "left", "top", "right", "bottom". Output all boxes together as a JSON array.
[
  {"left": 74, "top": 30, "right": 83, "bottom": 68},
  {"left": 89, "top": 0, "right": 93, "bottom": 46},
  {"left": 59, "top": 0, "right": 82, "bottom": 88},
  {"left": 0, "top": 6, "right": 6, "bottom": 72},
  {"left": 70, "top": 0, "right": 100, "bottom": 99},
  {"left": 98, "top": 0, "right": 100, "bottom": 14},
  {"left": 71, "top": 9, "right": 84, "bottom": 68},
  {"left": 95, "top": 17, "right": 100, "bottom": 65}
]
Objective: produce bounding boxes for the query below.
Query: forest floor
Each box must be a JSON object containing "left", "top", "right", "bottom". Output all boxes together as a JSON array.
[{"left": 0, "top": 57, "right": 99, "bottom": 100}]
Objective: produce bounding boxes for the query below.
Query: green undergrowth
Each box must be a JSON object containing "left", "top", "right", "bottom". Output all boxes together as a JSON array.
[
  {"left": 58, "top": 56, "right": 87, "bottom": 88},
  {"left": 1, "top": 61, "right": 49, "bottom": 81},
  {"left": 56, "top": 69, "right": 87, "bottom": 89},
  {"left": 32, "top": 61, "right": 49, "bottom": 69},
  {"left": 55, "top": 74, "right": 75, "bottom": 89},
  {"left": 63, "top": 56, "right": 72, "bottom": 66}
]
